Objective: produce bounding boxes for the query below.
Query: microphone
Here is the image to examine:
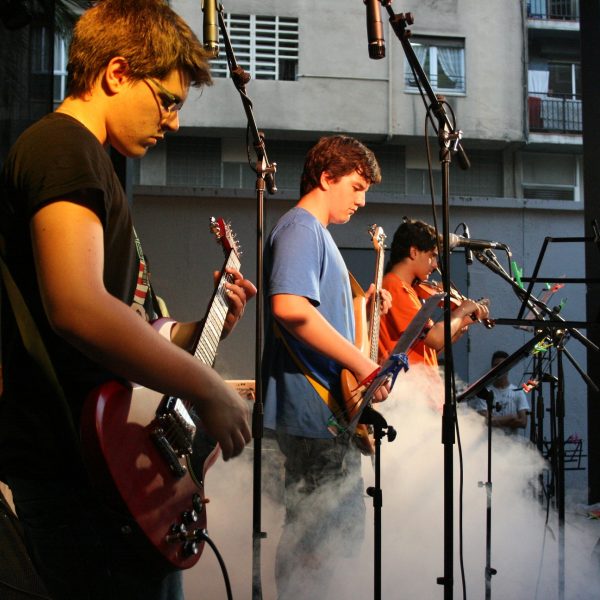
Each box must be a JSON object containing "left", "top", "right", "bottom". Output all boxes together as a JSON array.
[
  {"left": 202, "top": 0, "right": 219, "bottom": 59},
  {"left": 447, "top": 232, "right": 506, "bottom": 251},
  {"left": 365, "top": 0, "right": 385, "bottom": 60},
  {"left": 462, "top": 223, "right": 473, "bottom": 266}
]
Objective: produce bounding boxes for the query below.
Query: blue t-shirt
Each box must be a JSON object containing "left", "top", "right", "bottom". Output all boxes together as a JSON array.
[{"left": 262, "top": 207, "right": 355, "bottom": 438}]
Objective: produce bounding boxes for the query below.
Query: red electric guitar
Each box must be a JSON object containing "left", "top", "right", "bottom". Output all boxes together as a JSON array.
[{"left": 81, "top": 217, "right": 240, "bottom": 570}]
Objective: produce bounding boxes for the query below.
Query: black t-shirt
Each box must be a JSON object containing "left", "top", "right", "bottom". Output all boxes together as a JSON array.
[{"left": 0, "top": 113, "right": 141, "bottom": 479}]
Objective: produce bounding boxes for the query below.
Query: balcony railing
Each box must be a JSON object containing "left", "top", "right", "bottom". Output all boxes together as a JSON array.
[
  {"left": 527, "top": 0, "right": 579, "bottom": 21},
  {"left": 528, "top": 93, "right": 582, "bottom": 133}
]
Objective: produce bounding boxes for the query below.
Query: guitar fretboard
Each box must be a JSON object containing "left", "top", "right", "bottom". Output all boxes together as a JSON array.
[
  {"left": 368, "top": 237, "right": 385, "bottom": 362},
  {"left": 193, "top": 251, "right": 241, "bottom": 366}
]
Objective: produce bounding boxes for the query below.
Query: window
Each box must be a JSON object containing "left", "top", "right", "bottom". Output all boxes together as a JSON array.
[
  {"left": 221, "top": 140, "right": 311, "bottom": 191},
  {"left": 548, "top": 61, "right": 581, "bottom": 99},
  {"left": 407, "top": 150, "right": 503, "bottom": 198},
  {"left": 521, "top": 153, "right": 579, "bottom": 201},
  {"left": 167, "top": 137, "right": 221, "bottom": 187},
  {"left": 527, "top": 0, "right": 579, "bottom": 21},
  {"left": 367, "top": 144, "right": 405, "bottom": 194},
  {"left": 30, "top": 29, "right": 69, "bottom": 107},
  {"left": 528, "top": 63, "right": 582, "bottom": 132},
  {"left": 211, "top": 14, "right": 298, "bottom": 81},
  {"left": 405, "top": 36, "right": 465, "bottom": 94},
  {"left": 53, "top": 36, "right": 69, "bottom": 107},
  {"left": 29, "top": 26, "right": 53, "bottom": 101}
]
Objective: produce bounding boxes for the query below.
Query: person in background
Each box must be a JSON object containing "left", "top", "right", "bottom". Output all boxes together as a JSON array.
[{"left": 470, "top": 350, "right": 530, "bottom": 436}]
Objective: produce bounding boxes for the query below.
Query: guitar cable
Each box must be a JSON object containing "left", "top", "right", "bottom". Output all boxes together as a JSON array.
[{"left": 196, "top": 530, "right": 234, "bottom": 600}]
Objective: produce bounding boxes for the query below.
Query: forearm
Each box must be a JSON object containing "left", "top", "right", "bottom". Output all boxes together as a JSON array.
[
  {"left": 491, "top": 412, "right": 527, "bottom": 429},
  {"left": 273, "top": 296, "right": 377, "bottom": 379},
  {"left": 425, "top": 311, "right": 473, "bottom": 351},
  {"left": 31, "top": 202, "right": 250, "bottom": 459},
  {"left": 53, "top": 291, "right": 231, "bottom": 405},
  {"left": 478, "top": 411, "right": 527, "bottom": 429}
]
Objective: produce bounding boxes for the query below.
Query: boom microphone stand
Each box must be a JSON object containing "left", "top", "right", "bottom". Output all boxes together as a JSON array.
[
  {"left": 381, "top": 5, "right": 471, "bottom": 597},
  {"left": 217, "top": 7, "right": 277, "bottom": 599}
]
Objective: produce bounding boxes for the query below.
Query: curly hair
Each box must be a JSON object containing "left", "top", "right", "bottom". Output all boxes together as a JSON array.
[
  {"left": 386, "top": 218, "right": 439, "bottom": 273},
  {"left": 67, "top": 0, "right": 212, "bottom": 97},
  {"left": 300, "top": 135, "right": 381, "bottom": 197}
]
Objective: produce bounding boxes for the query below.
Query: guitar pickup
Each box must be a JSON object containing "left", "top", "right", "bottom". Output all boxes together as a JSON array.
[{"left": 150, "top": 430, "right": 188, "bottom": 478}]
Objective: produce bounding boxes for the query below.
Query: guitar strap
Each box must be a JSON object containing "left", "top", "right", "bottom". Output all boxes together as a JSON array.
[
  {"left": 348, "top": 271, "right": 365, "bottom": 299},
  {"left": 272, "top": 270, "right": 366, "bottom": 421},
  {"left": 0, "top": 239, "right": 79, "bottom": 442},
  {"left": 273, "top": 320, "right": 342, "bottom": 416}
]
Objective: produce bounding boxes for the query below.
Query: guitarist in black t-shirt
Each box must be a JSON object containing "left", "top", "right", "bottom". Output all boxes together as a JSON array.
[{"left": 0, "top": 2, "right": 255, "bottom": 598}]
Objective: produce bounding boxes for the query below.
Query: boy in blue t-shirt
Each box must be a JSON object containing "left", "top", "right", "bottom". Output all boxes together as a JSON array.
[{"left": 263, "top": 135, "right": 390, "bottom": 599}]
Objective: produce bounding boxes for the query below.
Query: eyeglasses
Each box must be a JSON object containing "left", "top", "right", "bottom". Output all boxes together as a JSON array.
[{"left": 145, "top": 77, "right": 184, "bottom": 114}]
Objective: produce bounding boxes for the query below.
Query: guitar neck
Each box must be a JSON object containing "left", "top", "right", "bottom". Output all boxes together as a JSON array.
[
  {"left": 193, "top": 251, "right": 241, "bottom": 367},
  {"left": 367, "top": 242, "right": 385, "bottom": 363}
]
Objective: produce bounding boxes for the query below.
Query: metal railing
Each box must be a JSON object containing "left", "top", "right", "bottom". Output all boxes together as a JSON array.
[
  {"left": 527, "top": 0, "right": 579, "bottom": 21},
  {"left": 528, "top": 92, "right": 582, "bottom": 133}
]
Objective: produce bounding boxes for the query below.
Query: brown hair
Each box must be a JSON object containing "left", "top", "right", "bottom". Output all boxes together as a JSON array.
[
  {"left": 67, "top": 0, "right": 212, "bottom": 97},
  {"left": 300, "top": 135, "right": 381, "bottom": 197},
  {"left": 386, "top": 218, "right": 439, "bottom": 272}
]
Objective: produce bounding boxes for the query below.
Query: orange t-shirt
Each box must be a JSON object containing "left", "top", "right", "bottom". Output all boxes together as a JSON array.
[{"left": 378, "top": 272, "right": 438, "bottom": 367}]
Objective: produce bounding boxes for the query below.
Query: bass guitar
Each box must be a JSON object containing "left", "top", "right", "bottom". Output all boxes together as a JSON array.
[
  {"left": 340, "top": 224, "right": 386, "bottom": 456},
  {"left": 81, "top": 217, "right": 240, "bottom": 570}
]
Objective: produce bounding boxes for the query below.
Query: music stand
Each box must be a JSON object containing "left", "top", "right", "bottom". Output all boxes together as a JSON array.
[{"left": 456, "top": 331, "right": 549, "bottom": 404}]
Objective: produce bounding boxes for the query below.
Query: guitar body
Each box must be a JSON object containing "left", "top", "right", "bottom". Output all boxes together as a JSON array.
[
  {"left": 341, "top": 369, "right": 376, "bottom": 457},
  {"left": 81, "top": 380, "right": 219, "bottom": 570}
]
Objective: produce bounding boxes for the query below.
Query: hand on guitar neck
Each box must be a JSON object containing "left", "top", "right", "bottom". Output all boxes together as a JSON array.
[{"left": 170, "top": 269, "right": 256, "bottom": 352}]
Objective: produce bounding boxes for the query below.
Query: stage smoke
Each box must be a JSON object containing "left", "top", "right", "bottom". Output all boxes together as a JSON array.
[{"left": 184, "top": 367, "right": 600, "bottom": 599}]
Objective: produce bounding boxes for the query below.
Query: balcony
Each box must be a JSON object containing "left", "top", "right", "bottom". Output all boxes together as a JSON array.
[
  {"left": 528, "top": 92, "right": 582, "bottom": 133},
  {"left": 527, "top": 0, "right": 579, "bottom": 21}
]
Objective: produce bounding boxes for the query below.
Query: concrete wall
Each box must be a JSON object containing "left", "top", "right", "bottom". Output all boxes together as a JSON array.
[{"left": 175, "top": 0, "right": 525, "bottom": 143}]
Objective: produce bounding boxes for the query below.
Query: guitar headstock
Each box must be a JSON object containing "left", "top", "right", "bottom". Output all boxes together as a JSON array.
[
  {"left": 210, "top": 217, "right": 241, "bottom": 257},
  {"left": 368, "top": 224, "right": 386, "bottom": 252}
]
